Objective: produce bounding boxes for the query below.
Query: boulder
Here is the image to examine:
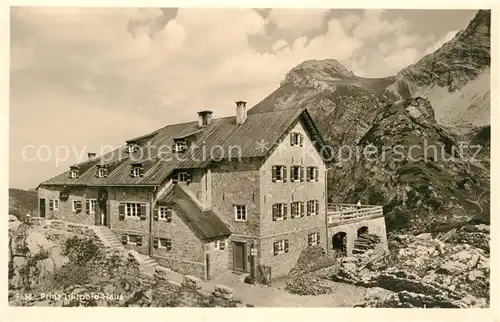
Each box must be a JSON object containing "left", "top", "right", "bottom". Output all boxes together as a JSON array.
[{"left": 436, "top": 261, "right": 468, "bottom": 275}]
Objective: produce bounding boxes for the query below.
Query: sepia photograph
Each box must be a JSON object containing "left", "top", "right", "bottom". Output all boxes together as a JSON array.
[{"left": 6, "top": 6, "right": 491, "bottom": 309}]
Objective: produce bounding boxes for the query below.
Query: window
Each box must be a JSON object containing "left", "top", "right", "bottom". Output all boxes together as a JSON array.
[
  {"left": 214, "top": 239, "right": 226, "bottom": 251},
  {"left": 159, "top": 238, "right": 172, "bottom": 250},
  {"left": 307, "top": 200, "right": 319, "bottom": 215},
  {"left": 234, "top": 205, "right": 247, "bottom": 221},
  {"left": 126, "top": 203, "right": 141, "bottom": 218},
  {"left": 272, "top": 203, "right": 287, "bottom": 221},
  {"left": 175, "top": 140, "right": 187, "bottom": 153},
  {"left": 291, "top": 201, "right": 304, "bottom": 218},
  {"left": 273, "top": 239, "right": 289, "bottom": 255},
  {"left": 177, "top": 172, "right": 190, "bottom": 182},
  {"left": 49, "top": 199, "right": 59, "bottom": 211},
  {"left": 290, "top": 166, "right": 303, "bottom": 182},
  {"left": 131, "top": 165, "right": 143, "bottom": 178},
  {"left": 290, "top": 132, "right": 303, "bottom": 146},
  {"left": 307, "top": 167, "right": 319, "bottom": 182},
  {"left": 308, "top": 233, "right": 320, "bottom": 246},
  {"left": 72, "top": 200, "right": 82, "bottom": 213},
  {"left": 128, "top": 235, "right": 138, "bottom": 244},
  {"left": 69, "top": 169, "right": 79, "bottom": 179},
  {"left": 159, "top": 207, "right": 172, "bottom": 222},
  {"left": 127, "top": 144, "right": 137, "bottom": 154},
  {"left": 272, "top": 165, "right": 287, "bottom": 182},
  {"left": 88, "top": 199, "right": 97, "bottom": 214},
  {"left": 122, "top": 234, "right": 143, "bottom": 246},
  {"left": 97, "top": 167, "right": 106, "bottom": 178}
]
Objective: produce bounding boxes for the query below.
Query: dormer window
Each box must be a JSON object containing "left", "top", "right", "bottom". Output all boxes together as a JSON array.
[
  {"left": 127, "top": 143, "right": 138, "bottom": 154},
  {"left": 69, "top": 167, "right": 79, "bottom": 179},
  {"left": 130, "top": 164, "right": 144, "bottom": 178},
  {"left": 174, "top": 140, "right": 187, "bottom": 153},
  {"left": 175, "top": 171, "right": 191, "bottom": 183},
  {"left": 96, "top": 165, "right": 108, "bottom": 178}
]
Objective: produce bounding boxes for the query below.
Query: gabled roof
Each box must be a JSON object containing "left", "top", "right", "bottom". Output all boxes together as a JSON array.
[{"left": 39, "top": 108, "right": 328, "bottom": 187}]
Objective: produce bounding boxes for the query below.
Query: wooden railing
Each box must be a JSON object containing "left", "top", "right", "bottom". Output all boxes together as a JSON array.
[{"left": 327, "top": 204, "right": 383, "bottom": 225}]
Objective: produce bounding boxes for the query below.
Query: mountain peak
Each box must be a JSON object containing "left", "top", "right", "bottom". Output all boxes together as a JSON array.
[{"left": 282, "top": 59, "right": 355, "bottom": 89}]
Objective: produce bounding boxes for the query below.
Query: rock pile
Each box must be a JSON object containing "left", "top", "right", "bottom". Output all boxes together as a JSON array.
[
  {"left": 181, "top": 275, "right": 201, "bottom": 292},
  {"left": 285, "top": 275, "right": 333, "bottom": 296},
  {"left": 213, "top": 285, "right": 234, "bottom": 300}
]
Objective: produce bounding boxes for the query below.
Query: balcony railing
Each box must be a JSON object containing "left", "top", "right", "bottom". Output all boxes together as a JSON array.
[{"left": 327, "top": 203, "right": 383, "bottom": 225}]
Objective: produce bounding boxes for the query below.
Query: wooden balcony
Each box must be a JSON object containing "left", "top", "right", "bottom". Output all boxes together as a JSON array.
[{"left": 327, "top": 203, "right": 384, "bottom": 226}]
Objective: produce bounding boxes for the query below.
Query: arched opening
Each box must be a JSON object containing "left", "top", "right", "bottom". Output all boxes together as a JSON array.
[
  {"left": 332, "top": 232, "right": 347, "bottom": 255},
  {"left": 357, "top": 226, "right": 369, "bottom": 237}
]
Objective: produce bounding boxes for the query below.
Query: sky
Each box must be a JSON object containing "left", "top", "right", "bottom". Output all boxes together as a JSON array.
[{"left": 9, "top": 7, "right": 478, "bottom": 189}]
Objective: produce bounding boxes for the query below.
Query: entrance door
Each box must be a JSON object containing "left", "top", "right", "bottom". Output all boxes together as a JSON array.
[
  {"left": 39, "top": 199, "right": 46, "bottom": 218},
  {"left": 233, "top": 241, "right": 246, "bottom": 272}
]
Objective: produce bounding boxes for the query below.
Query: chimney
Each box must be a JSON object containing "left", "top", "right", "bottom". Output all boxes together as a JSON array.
[
  {"left": 236, "top": 101, "right": 247, "bottom": 125},
  {"left": 87, "top": 152, "right": 96, "bottom": 160},
  {"left": 197, "top": 110, "right": 213, "bottom": 128}
]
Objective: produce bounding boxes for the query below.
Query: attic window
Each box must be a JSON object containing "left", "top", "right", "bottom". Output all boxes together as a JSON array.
[
  {"left": 96, "top": 165, "right": 108, "bottom": 178},
  {"left": 290, "top": 132, "right": 303, "bottom": 146},
  {"left": 127, "top": 144, "right": 138, "bottom": 154},
  {"left": 130, "top": 164, "right": 144, "bottom": 178},
  {"left": 174, "top": 140, "right": 187, "bottom": 153},
  {"left": 69, "top": 168, "right": 79, "bottom": 179}
]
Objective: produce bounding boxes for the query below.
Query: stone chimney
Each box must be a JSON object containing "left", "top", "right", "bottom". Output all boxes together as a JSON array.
[
  {"left": 197, "top": 110, "right": 213, "bottom": 128},
  {"left": 87, "top": 152, "right": 96, "bottom": 160},
  {"left": 236, "top": 101, "right": 247, "bottom": 125}
]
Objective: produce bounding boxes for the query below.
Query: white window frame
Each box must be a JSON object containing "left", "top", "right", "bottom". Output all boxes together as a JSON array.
[
  {"left": 52, "top": 199, "right": 59, "bottom": 211},
  {"left": 69, "top": 170, "right": 77, "bottom": 179},
  {"left": 97, "top": 167, "right": 106, "bottom": 178},
  {"left": 291, "top": 201, "right": 301, "bottom": 218},
  {"left": 72, "top": 200, "right": 81, "bottom": 212},
  {"left": 308, "top": 200, "right": 317, "bottom": 214},
  {"left": 178, "top": 172, "right": 188, "bottom": 182},
  {"left": 213, "top": 239, "right": 226, "bottom": 250},
  {"left": 128, "top": 144, "right": 136, "bottom": 154},
  {"left": 125, "top": 203, "right": 141, "bottom": 218},
  {"left": 175, "top": 140, "right": 187, "bottom": 153},
  {"left": 307, "top": 167, "right": 315, "bottom": 182},
  {"left": 127, "top": 234, "right": 138, "bottom": 244},
  {"left": 132, "top": 166, "right": 141, "bottom": 178},
  {"left": 159, "top": 206, "right": 171, "bottom": 221},
  {"left": 275, "top": 165, "right": 284, "bottom": 182},
  {"left": 275, "top": 240, "right": 286, "bottom": 255},
  {"left": 89, "top": 199, "right": 97, "bottom": 214},
  {"left": 274, "top": 203, "right": 285, "bottom": 221},
  {"left": 308, "top": 233, "right": 320, "bottom": 246},
  {"left": 159, "top": 238, "right": 171, "bottom": 249},
  {"left": 234, "top": 205, "right": 247, "bottom": 221}
]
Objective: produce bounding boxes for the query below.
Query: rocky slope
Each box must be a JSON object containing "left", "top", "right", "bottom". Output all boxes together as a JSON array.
[{"left": 328, "top": 97, "right": 489, "bottom": 231}]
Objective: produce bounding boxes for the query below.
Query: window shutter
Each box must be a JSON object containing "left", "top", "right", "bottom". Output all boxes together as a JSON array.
[
  {"left": 315, "top": 167, "right": 319, "bottom": 182},
  {"left": 299, "top": 134, "right": 303, "bottom": 147},
  {"left": 220, "top": 240, "right": 226, "bottom": 250},
  {"left": 300, "top": 202, "right": 305, "bottom": 217},
  {"left": 282, "top": 166, "right": 287, "bottom": 182},
  {"left": 290, "top": 133, "right": 295, "bottom": 146},
  {"left": 166, "top": 209, "right": 172, "bottom": 222},
  {"left": 139, "top": 167, "right": 145, "bottom": 177},
  {"left": 49, "top": 200, "right": 54, "bottom": 211},
  {"left": 130, "top": 167, "right": 135, "bottom": 177},
  {"left": 291, "top": 203, "right": 296, "bottom": 218},
  {"left": 153, "top": 237, "right": 159, "bottom": 249},
  {"left": 307, "top": 201, "right": 311, "bottom": 216},
  {"left": 300, "top": 167, "right": 304, "bottom": 182},
  {"left": 273, "top": 242, "right": 279, "bottom": 256},
  {"left": 118, "top": 204, "right": 125, "bottom": 220},
  {"left": 284, "top": 240, "right": 289, "bottom": 253},
  {"left": 272, "top": 166, "right": 277, "bottom": 182},
  {"left": 95, "top": 169, "right": 100, "bottom": 177},
  {"left": 136, "top": 235, "right": 143, "bottom": 246},
  {"left": 283, "top": 204, "right": 288, "bottom": 219},
  {"left": 85, "top": 200, "right": 90, "bottom": 215},
  {"left": 140, "top": 204, "right": 147, "bottom": 220},
  {"left": 272, "top": 205, "right": 277, "bottom": 221},
  {"left": 153, "top": 208, "right": 159, "bottom": 221},
  {"left": 76, "top": 201, "right": 82, "bottom": 213},
  {"left": 166, "top": 239, "right": 172, "bottom": 251},
  {"left": 308, "top": 234, "right": 312, "bottom": 246},
  {"left": 315, "top": 200, "right": 319, "bottom": 215},
  {"left": 186, "top": 172, "right": 192, "bottom": 182},
  {"left": 104, "top": 167, "right": 109, "bottom": 177},
  {"left": 121, "top": 234, "right": 128, "bottom": 244},
  {"left": 172, "top": 142, "right": 176, "bottom": 151},
  {"left": 317, "top": 233, "right": 320, "bottom": 245}
]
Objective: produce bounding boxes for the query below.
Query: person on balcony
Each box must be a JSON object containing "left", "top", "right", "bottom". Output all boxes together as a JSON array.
[{"left": 356, "top": 200, "right": 361, "bottom": 209}]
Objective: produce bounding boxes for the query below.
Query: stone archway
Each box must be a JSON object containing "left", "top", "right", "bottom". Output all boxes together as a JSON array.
[
  {"left": 332, "top": 232, "right": 347, "bottom": 255},
  {"left": 357, "top": 226, "right": 369, "bottom": 237}
]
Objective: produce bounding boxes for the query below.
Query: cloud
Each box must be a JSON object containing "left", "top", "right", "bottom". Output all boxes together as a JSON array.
[
  {"left": 10, "top": 8, "right": 461, "bottom": 188},
  {"left": 266, "top": 9, "right": 330, "bottom": 36}
]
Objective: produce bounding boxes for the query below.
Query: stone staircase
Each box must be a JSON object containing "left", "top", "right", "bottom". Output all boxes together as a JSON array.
[{"left": 91, "top": 226, "right": 159, "bottom": 273}]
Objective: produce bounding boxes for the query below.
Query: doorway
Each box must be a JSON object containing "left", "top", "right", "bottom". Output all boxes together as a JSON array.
[
  {"left": 39, "top": 199, "right": 46, "bottom": 218},
  {"left": 97, "top": 188, "right": 109, "bottom": 226},
  {"left": 233, "top": 241, "right": 246, "bottom": 272},
  {"left": 332, "top": 232, "right": 347, "bottom": 254}
]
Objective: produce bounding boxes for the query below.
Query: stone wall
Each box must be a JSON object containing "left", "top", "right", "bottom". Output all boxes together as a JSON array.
[{"left": 327, "top": 216, "right": 388, "bottom": 255}]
